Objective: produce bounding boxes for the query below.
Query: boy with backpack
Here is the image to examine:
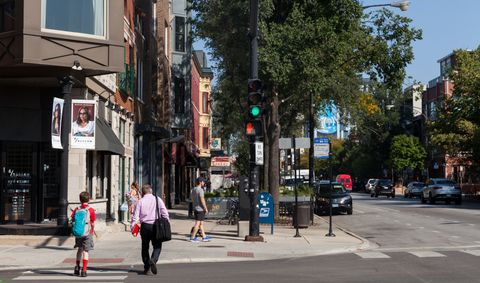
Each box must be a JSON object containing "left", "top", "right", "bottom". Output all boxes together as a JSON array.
[{"left": 70, "top": 191, "right": 96, "bottom": 277}]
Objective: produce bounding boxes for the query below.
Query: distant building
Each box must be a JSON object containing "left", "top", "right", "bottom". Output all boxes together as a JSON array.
[
  {"left": 422, "top": 52, "right": 460, "bottom": 180},
  {"left": 191, "top": 50, "right": 214, "bottom": 179}
]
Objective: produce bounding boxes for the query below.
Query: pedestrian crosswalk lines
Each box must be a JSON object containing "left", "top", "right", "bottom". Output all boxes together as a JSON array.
[
  {"left": 463, "top": 250, "right": 480, "bottom": 256},
  {"left": 12, "top": 269, "right": 129, "bottom": 281},
  {"left": 355, "top": 250, "right": 480, "bottom": 259},
  {"left": 355, "top": 252, "right": 391, "bottom": 258},
  {"left": 408, "top": 251, "right": 446, "bottom": 258}
]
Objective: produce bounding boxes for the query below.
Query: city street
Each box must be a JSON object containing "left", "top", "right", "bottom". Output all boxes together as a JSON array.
[{"left": 1, "top": 193, "right": 479, "bottom": 282}]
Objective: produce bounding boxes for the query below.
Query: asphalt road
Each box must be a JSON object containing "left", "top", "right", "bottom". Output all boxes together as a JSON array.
[
  {"left": 2, "top": 193, "right": 480, "bottom": 282},
  {"left": 331, "top": 192, "right": 480, "bottom": 252}
]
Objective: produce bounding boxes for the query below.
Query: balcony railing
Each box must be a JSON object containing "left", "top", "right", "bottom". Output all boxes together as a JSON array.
[{"left": 117, "top": 63, "right": 135, "bottom": 96}]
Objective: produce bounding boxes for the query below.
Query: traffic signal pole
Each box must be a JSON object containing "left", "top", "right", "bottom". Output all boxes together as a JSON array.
[
  {"left": 249, "top": 0, "right": 259, "bottom": 79},
  {"left": 245, "top": 0, "right": 263, "bottom": 242}
]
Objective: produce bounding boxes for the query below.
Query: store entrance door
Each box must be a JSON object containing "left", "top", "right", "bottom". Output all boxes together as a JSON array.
[{"left": 1, "top": 142, "right": 36, "bottom": 224}]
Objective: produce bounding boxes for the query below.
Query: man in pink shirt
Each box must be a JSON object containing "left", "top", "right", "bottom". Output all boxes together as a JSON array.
[{"left": 131, "top": 184, "right": 169, "bottom": 275}]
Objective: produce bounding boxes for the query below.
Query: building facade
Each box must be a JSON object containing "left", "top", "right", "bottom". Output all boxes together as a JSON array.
[
  {"left": 167, "top": 0, "right": 192, "bottom": 207},
  {"left": 422, "top": 53, "right": 457, "bottom": 180},
  {"left": 0, "top": 0, "right": 124, "bottom": 233},
  {"left": 191, "top": 50, "right": 214, "bottom": 180}
]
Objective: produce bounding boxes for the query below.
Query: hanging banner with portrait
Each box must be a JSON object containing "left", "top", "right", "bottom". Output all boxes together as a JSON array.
[
  {"left": 51, "top": 97, "right": 64, "bottom": 149},
  {"left": 71, "top": 99, "right": 96, "bottom": 149}
]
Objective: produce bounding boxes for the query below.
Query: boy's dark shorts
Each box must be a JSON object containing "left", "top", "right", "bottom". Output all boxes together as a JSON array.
[
  {"left": 74, "top": 234, "right": 94, "bottom": 251},
  {"left": 194, "top": 210, "right": 205, "bottom": 221}
]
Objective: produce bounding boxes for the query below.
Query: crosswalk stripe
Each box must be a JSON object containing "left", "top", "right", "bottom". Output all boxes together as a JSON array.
[
  {"left": 408, "top": 251, "right": 446, "bottom": 258},
  {"left": 355, "top": 252, "right": 390, "bottom": 259},
  {"left": 462, "top": 250, "right": 480, "bottom": 256},
  {"left": 13, "top": 275, "right": 127, "bottom": 281},
  {"left": 23, "top": 270, "right": 128, "bottom": 274}
]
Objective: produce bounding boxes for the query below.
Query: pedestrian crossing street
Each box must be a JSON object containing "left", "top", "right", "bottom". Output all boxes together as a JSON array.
[
  {"left": 355, "top": 249, "right": 480, "bottom": 259},
  {"left": 11, "top": 269, "right": 129, "bottom": 282}
]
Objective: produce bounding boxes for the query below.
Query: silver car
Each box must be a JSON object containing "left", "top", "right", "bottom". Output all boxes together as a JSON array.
[
  {"left": 365, "top": 178, "right": 378, "bottom": 193},
  {"left": 421, "top": 178, "right": 462, "bottom": 205},
  {"left": 404, "top": 182, "right": 425, "bottom": 198}
]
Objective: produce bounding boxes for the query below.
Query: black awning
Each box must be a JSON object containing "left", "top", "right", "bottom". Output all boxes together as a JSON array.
[
  {"left": 135, "top": 123, "right": 171, "bottom": 138},
  {"left": 95, "top": 118, "right": 125, "bottom": 155}
]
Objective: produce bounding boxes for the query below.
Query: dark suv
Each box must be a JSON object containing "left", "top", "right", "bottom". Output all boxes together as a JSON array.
[
  {"left": 314, "top": 181, "right": 353, "bottom": 215},
  {"left": 370, "top": 179, "right": 395, "bottom": 198}
]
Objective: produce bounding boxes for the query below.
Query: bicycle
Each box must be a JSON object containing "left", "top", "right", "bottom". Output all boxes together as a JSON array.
[{"left": 218, "top": 198, "right": 239, "bottom": 225}]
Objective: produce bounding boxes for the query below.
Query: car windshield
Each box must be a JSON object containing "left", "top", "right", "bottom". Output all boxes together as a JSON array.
[
  {"left": 378, "top": 179, "right": 392, "bottom": 186},
  {"left": 318, "top": 184, "right": 346, "bottom": 195},
  {"left": 413, "top": 182, "right": 425, "bottom": 187},
  {"left": 436, "top": 180, "right": 456, "bottom": 185}
]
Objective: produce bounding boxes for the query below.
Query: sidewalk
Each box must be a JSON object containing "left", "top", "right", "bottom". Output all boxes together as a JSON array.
[{"left": 0, "top": 209, "right": 374, "bottom": 271}]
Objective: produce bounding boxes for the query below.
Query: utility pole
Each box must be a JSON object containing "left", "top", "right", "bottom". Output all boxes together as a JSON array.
[
  {"left": 245, "top": 0, "right": 263, "bottom": 242},
  {"left": 309, "top": 92, "right": 314, "bottom": 187}
]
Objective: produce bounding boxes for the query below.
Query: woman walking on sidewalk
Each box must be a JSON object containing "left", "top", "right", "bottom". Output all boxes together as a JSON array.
[{"left": 126, "top": 182, "right": 142, "bottom": 216}]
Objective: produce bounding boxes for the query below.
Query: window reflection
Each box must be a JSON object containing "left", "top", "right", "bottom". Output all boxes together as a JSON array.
[
  {"left": 42, "top": 0, "right": 105, "bottom": 37},
  {"left": 0, "top": 0, "right": 15, "bottom": 33}
]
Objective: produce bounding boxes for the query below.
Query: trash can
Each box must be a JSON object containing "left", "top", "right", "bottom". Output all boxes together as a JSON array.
[{"left": 293, "top": 203, "right": 310, "bottom": 228}]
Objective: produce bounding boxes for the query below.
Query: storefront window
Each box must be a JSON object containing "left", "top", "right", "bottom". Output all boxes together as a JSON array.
[{"left": 42, "top": 0, "right": 105, "bottom": 37}]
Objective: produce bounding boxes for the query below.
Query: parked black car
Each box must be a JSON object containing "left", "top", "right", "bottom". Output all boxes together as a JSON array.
[
  {"left": 314, "top": 181, "right": 353, "bottom": 215},
  {"left": 370, "top": 179, "right": 395, "bottom": 198}
]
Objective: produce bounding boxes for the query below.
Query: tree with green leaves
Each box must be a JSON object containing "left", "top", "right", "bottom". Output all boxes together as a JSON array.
[
  {"left": 190, "top": 0, "right": 421, "bottom": 217},
  {"left": 429, "top": 48, "right": 480, "bottom": 179},
  {"left": 390, "top": 134, "right": 426, "bottom": 177}
]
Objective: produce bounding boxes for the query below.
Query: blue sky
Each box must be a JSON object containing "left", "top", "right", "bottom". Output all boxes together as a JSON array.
[
  {"left": 194, "top": 1, "right": 480, "bottom": 88},
  {"left": 378, "top": 0, "right": 480, "bottom": 86}
]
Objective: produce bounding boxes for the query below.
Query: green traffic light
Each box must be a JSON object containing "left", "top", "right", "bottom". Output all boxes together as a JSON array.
[{"left": 250, "top": 106, "right": 261, "bottom": 117}]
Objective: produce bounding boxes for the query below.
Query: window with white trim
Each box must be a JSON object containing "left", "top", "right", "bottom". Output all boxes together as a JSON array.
[{"left": 41, "top": 0, "right": 106, "bottom": 37}]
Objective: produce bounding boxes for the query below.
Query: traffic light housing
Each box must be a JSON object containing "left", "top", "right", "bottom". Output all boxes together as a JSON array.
[{"left": 247, "top": 79, "right": 263, "bottom": 119}]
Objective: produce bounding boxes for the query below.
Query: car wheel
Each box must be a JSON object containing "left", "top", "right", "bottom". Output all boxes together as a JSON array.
[
  {"left": 375, "top": 194, "right": 378, "bottom": 198},
  {"left": 347, "top": 208, "right": 353, "bottom": 215},
  {"left": 429, "top": 193, "right": 435, "bottom": 204},
  {"left": 370, "top": 194, "right": 374, "bottom": 198},
  {"left": 391, "top": 194, "right": 395, "bottom": 198}
]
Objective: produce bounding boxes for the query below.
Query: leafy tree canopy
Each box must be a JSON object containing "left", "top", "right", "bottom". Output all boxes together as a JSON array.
[
  {"left": 430, "top": 48, "right": 480, "bottom": 170},
  {"left": 390, "top": 134, "right": 426, "bottom": 171}
]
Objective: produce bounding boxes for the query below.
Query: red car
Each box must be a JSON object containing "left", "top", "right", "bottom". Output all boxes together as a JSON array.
[{"left": 336, "top": 174, "right": 352, "bottom": 190}]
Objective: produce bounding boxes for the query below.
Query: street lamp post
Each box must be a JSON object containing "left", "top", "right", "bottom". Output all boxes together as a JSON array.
[
  {"left": 58, "top": 76, "right": 74, "bottom": 232},
  {"left": 362, "top": 1, "right": 410, "bottom": 11}
]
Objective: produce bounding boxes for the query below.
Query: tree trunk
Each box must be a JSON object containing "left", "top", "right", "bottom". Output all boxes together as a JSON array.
[{"left": 268, "top": 91, "right": 280, "bottom": 218}]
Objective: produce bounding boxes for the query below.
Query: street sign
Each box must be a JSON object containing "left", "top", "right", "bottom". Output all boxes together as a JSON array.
[
  {"left": 279, "top": 137, "right": 310, "bottom": 149},
  {"left": 210, "top": 138, "right": 221, "bottom": 150},
  {"left": 254, "top": 142, "right": 264, "bottom": 165},
  {"left": 211, "top": 156, "right": 230, "bottom": 167},
  {"left": 314, "top": 137, "right": 330, "bottom": 158}
]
